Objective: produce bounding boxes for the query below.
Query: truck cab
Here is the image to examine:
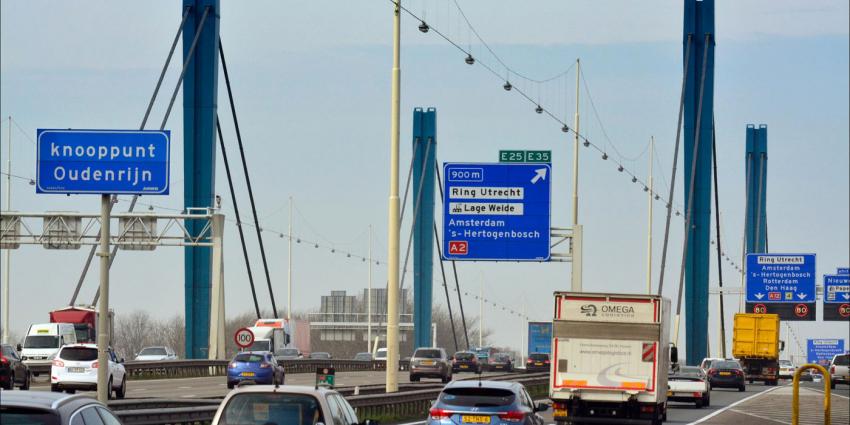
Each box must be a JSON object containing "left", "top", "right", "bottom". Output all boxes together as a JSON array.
[{"left": 19, "top": 323, "right": 77, "bottom": 374}]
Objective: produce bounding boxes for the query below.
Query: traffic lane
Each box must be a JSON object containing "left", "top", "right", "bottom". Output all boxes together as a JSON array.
[
  {"left": 798, "top": 380, "right": 850, "bottom": 398},
  {"left": 30, "top": 370, "right": 510, "bottom": 399},
  {"left": 532, "top": 384, "right": 776, "bottom": 425}
]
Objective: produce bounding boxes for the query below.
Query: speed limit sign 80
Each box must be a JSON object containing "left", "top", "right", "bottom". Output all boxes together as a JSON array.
[{"left": 234, "top": 327, "right": 255, "bottom": 348}]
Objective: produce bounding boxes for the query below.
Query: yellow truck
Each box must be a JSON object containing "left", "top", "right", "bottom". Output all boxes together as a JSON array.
[{"left": 732, "top": 313, "right": 784, "bottom": 386}]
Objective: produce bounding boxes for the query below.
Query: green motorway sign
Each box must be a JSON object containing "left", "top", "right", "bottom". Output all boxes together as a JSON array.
[{"left": 499, "top": 150, "right": 551, "bottom": 163}]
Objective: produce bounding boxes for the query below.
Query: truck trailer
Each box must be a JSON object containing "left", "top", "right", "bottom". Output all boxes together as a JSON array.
[
  {"left": 732, "top": 313, "right": 782, "bottom": 386},
  {"left": 549, "top": 292, "right": 672, "bottom": 425},
  {"left": 49, "top": 306, "right": 114, "bottom": 346}
]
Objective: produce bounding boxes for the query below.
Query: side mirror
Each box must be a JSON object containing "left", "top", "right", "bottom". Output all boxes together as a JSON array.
[
  {"left": 120, "top": 358, "right": 125, "bottom": 364},
  {"left": 534, "top": 402, "right": 549, "bottom": 412},
  {"left": 779, "top": 340, "right": 786, "bottom": 351},
  {"left": 670, "top": 346, "right": 679, "bottom": 365},
  {"left": 16, "top": 344, "right": 22, "bottom": 352}
]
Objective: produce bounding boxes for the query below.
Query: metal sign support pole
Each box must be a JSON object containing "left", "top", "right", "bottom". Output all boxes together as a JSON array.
[
  {"left": 208, "top": 213, "right": 225, "bottom": 360},
  {"left": 96, "top": 194, "right": 111, "bottom": 403}
]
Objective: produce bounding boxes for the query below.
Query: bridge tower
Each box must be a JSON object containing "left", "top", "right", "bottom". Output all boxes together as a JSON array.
[
  {"left": 744, "top": 125, "right": 768, "bottom": 254},
  {"left": 683, "top": 0, "right": 715, "bottom": 365},
  {"left": 182, "top": 0, "right": 220, "bottom": 359},
  {"left": 412, "top": 108, "right": 437, "bottom": 349}
]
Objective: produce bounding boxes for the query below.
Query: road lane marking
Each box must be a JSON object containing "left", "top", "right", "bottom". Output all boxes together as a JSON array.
[
  {"left": 687, "top": 385, "right": 784, "bottom": 425},
  {"left": 803, "top": 386, "right": 850, "bottom": 399}
]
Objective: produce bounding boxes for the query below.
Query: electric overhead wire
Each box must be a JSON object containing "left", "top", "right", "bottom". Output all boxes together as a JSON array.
[{"left": 397, "top": 1, "right": 745, "bottom": 274}]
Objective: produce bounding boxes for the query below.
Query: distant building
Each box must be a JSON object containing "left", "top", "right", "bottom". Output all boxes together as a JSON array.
[{"left": 309, "top": 288, "right": 414, "bottom": 358}]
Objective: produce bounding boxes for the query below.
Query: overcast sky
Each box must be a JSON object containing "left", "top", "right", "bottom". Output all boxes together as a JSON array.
[{"left": 1, "top": 0, "right": 848, "bottom": 360}]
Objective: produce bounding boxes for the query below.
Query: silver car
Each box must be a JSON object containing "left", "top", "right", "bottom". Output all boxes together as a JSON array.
[
  {"left": 410, "top": 347, "right": 452, "bottom": 383},
  {"left": 1, "top": 392, "right": 124, "bottom": 425}
]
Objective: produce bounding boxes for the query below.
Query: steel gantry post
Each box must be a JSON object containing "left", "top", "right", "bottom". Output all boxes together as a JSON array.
[
  {"left": 412, "top": 108, "right": 436, "bottom": 349},
  {"left": 182, "top": 0, "right": 220, "bottom": 359},
  {"left": 683, "top": 0, "right": 715, "bottom": 365},
  {"left": 745, "top": 125, "right": 768, "bottom": 254}
]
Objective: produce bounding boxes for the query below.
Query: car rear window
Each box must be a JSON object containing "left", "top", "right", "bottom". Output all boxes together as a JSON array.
[
  {"left": 834, "top": 355, "right": 849, "bottom": 366},
  {"left": 139, "top": 347, "right": 167, "bottom": 356},
  {"left": 0, "top": 408, "right": 61, "bottom": 425},
  {"left": 529, "top": 353, "right": 549, "bottom": 361},
  {"left": 235, "top": 353, "right": 266, "bottom": 363},
  {"left": 60, "top": 347, "right": 98, "bottom": 361},
  {"left": 24, "top": 335, "right": 60, "bottom": 349},
  {"left": 455, "top": 352, "right": 475, "bottom": 360},
  {"left": 220, "top": 393, "right": 323, "bottom": 425},
  {"left": 439, "top": 387, "right": 516, "bottom": 407},
  {"left": 715, "top": 361, "right": 741, "bottom": 369},
  {"left": 414, "top": 349, "right": 441, "bottom": 359}
]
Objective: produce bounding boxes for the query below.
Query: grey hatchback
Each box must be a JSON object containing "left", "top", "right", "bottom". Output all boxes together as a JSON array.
[
  {"left": 411, "top": 347, "right": 452, "bottom": 383},
  {"left": 0, "top": 391, "right": 123, "bottom": 425},
  {"left": 428, "top": 380, "right": 548, "bottom": 425}
]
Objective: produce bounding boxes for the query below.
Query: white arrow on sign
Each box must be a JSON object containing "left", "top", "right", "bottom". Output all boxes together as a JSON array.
[
  {"left": 754, "top": 293, "right": 765, "bottom": 299},
  {"left": 531, "top": 168, "right": 547, "bottom": 184},
  {"left": 842, "top": 293, "right": 849, "bottom": 300},
  {"left": 797, "top": 293, "right": 807, "bottom": 299}
]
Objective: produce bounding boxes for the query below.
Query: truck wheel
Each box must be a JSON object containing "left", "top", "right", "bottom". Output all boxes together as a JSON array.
[
  {"left": 51, "top": 384, "right": 61, "bottom": 392},
  {"left": 738, "top": 385, "right": 746, "bottom": 392},
  {"left": 695, "top": 399, "right": 704, "bottom": 408},
  {"left": 227, "top": 381, "right": 235, "bottom": 389}
]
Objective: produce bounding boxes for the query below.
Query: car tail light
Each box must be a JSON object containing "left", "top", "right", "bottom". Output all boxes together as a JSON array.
[
  {"left": 429, "top": 407, "right": 451, "bottom": 420},
  {"left": 52, "top": 359, "right": 65, "bottom": 367},
  {"left": 831, "top": 366, "right": 836, "bottom": 374},
  {"left": 734, "top": 370, "right": 744, "bottom": 376},
  {"left": 544, "top": 359, "right": 550, "bottom": 364},
  {"left": 498, "top": 411, "right": 525, "bottom": 422},
  {"left": 91, "top": 361, "right": 98, "bottom": 369},
  {"left": 260, "top": 362, "right": 272, "bottom": 368},
  {"left": 527, "top": 359, "right": 533, "bottom": 364},
  {"left": 0, "top": 356, "right": 8, "bottom": 365},
  {"left": 707, "top": 368, "right": 717, "bottom": 376},
  {"left": 693, "top": 392, "right": 702, "bottom": 398},
  {"left": 639, "top": 405, "right": 656, "bottom": 413}
]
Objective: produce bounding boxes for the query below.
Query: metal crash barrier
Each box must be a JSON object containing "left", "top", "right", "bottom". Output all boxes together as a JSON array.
[{"left": 791, "top": 363, "right": 831, "bottom": 425}]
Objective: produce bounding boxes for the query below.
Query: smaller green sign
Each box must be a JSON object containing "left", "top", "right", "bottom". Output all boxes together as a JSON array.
[
  {"left": 316, "top": 367, "right": 336, "bottom": 388},
  {"left": 499, "top": 150, "right": 551, "bottom": 163}
]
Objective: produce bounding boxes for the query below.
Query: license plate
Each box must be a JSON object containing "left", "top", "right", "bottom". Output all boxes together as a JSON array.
[
  {"left": 535, "top": 362, "right": 543, "bottom": 366},
  {"left": 67, "top": 367, "right": 85, "bottom": 373},
  {"left": 423, "top": 360, "right": 435, "bottom": 365},
  {"left": 667, "top": 390, "right": 673, "bottom": 396},
  {"left": 719, "top": 372, "right": 731, "bottom": 376},
  {"left": 461, "top": 415, "right": 490, "bottom": 423},
  {"left": 241, "top": 372, "right": 255, "bottom": 377},
  {"left": 460, "top": 365, "right": 468, "bottom": 369}
]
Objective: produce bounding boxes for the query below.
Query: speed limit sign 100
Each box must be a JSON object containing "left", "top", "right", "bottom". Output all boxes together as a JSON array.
[{"left": 234, "top": 327, "right": 255, "bottom": 348}]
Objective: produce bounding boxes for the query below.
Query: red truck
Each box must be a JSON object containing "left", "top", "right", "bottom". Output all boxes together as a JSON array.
[{"left": 49, "top": 306, "right": 114, "bottom": 345}]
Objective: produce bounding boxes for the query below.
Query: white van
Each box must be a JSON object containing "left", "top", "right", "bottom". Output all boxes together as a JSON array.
[{"left": 19, "top": 323, "right": 77, "bottom": 372}]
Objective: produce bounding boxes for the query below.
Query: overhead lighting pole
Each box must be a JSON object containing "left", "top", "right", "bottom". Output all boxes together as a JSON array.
[
  {"left": 287, "top": 196, "right": 293, "bottom": 320},
  {"left": 385, "top": 0, "right": 402, "bottom": 393},
  {"left": 570, "top": 59, "right": 583, "bottom": 292},
  {"left": 2, "top": 116, "right": 11, "bottom": 344}
]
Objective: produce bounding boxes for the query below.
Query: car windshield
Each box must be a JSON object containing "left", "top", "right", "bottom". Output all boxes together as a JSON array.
[
  {"left": 311, "top": 353, "right": 330, "bottom": 359},
  {"left": 671, "top": 366, "right": 703, "bottom": 379},
  {"left": 834, "top": 355, "right": 849, "bottom": 366},
  {"left": 414, "top": 349, "right": 441, "bottom": 359},
  {"left": 375, "top": 349, "right": 387, "bottom": 358},
  {"left": 277, "top": 349, "right": 300, "bottom": 356},
  {"left": 23, "top": 335, "right": 60, "bottom": 349},
  {"left": 455, "top": 352, "right": 475, "bottom": 360},
  {"left": 493, "top": 354, "right": 511, "bottom": 361},
  {"left": 0, "top": 408, "right": 61, "bottom": 425},
  {"left": 219, "top": 393, "right": 324, "bottom": 425},
  {"left": 529, "top": 354, "right": 548, "bottom": 361},
  {"left": 715, "top": 361, "right": 741, "bottom": 369},
  {"left": 354, "top": 353, "right": 371, "bottom": 360},
  {"left": 139, "top": 347, "right": 167, "bottom": 356},
  {"left": 779, "top": 360, "right": 793, "bottom": 366},
  {"left": 439, "top": 387, "right": 516, "bottom": 407},
  {"left": 244, "top": 341, "right": 271, "bottom": 352},
  {"left": 235, "top": 353, "right": 266, "bottom": 363},
  {"left": 59, "top": 347, "right": 98, "bottom": 361}
]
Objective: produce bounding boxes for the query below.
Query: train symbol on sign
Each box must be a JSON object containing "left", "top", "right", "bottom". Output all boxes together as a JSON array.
[{"left": 234, "top": 327, "right": 255, "bottom": 348}]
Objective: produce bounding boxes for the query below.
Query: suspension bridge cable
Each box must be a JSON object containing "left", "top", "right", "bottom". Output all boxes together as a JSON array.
[
  {"left": 712, "top": 119, "right": 727, "bottom": 358},
  {"left": 398, "top": 137, "right": 433, "bottom": 297},
  {"left": 140, "top": 6, "right": 190, "bottom": 129},
  {"left": 433, "top": 222, "right": 460, "bottom": 352},
  {"left": 674, "top": 35, "right": 712, "bottom": 344},
  {"left": 219, "top": 40, "right": 280, "bottom": 318},
  {"left": 435, "top": 160, "right": 471, "bottom": 349},
  {"left": 657, "top": 33, "right": 692, "bottom": 297},
  {"left": 216, "top": 116, "right": 262, "bottom": 319}
]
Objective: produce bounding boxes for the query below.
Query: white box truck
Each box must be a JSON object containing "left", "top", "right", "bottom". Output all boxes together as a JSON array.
[
  {"left": 549, "top": 292, "right": 674, "bottom": 425},
  {"left": 19, "top": 323, "right": 77, "bottom": 375}
]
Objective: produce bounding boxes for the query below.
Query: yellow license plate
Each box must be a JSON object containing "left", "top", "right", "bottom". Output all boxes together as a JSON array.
[
  {"left": 667, "top": 390, "right": 673, "bottom": 396},
  {"left": 535, "top": 362, "right": 543, "bottom": 366},
  {"left": 423, "top": 360, "right": 435, "bottom": 365},
  {"left": 241, "top": 372, "right": 255, "bottom": 377},
  {"left": 719, "top": 372, "right": 731, "bottom": 376},
  {"left": 461, "top": 415, "right": 490, "bottom": 423},
  {"left": 460, "top": 365, "right": 468, "bottom": 368}
]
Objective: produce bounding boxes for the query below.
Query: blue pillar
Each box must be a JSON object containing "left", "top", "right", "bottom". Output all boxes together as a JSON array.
[
  {"left": 412, "top": 108, "right": 436, "bottom": 349},
  {"left": 744, "top": 125, "right": 768, "bottom": 254},
  {"left": 683, "top": 0, "right": 714, "bottom": 365},
  {"left": 182, "top": 0, "right": 219, "bottom": 359}
]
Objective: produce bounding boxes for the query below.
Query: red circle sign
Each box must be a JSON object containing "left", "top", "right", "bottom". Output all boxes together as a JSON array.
[
  {"left": 234, "top": 327, "right": 255, "bottom": 348},
  {"left": 794, "top": 303, "right": 809, "bottom": 318},
  {"left": 839, "top": 304, "right": 850, "bottom": 318},
  {"left": 753, "top": 304, "right": 767, "bottom": 314}
]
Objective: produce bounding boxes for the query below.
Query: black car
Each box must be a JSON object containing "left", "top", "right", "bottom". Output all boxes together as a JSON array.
[
  {"left": 707, "top": 360, "right": 746, "bottom": 391},
  {"left": 452, "top": 351, "right": 482, "bottom": 373},
  {"left": 490, "top": 352, "right": 514, "bottom": 372},
  {"left": 1, "top": 391, "right": 123, "bottom": 425},
  {"left": 1, "top": 343, "right": 31, "bottom": 390},
  {"left": 526, "top": 353, "right": 550, "bottom": 372}
]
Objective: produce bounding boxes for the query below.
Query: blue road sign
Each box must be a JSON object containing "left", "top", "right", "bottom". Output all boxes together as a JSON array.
[
  {"left": 838, "top": 267, "right": 850, "bottom": 274},
  {"left": 442, "top": 163, "right": 551, "bottom": 261},
  {"left": 824, "top": 275, "right": 850, "bottom": 304},
  {"left": 746, "top": 253, "right": 816, "bottom": 303},
  {"left": 807, "top": 339, "right": 845, "bottom": 367},
  {"left": 37, "top": 129, "right": 170, "bottom": 195},
  {"left": 527, "top": 322, "right": 553, "bottom": 355}
]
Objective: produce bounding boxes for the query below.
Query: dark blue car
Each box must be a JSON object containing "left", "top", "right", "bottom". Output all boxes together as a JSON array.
[
  {"left": 428, "top": 381, "right": 547, "bottom": 425},
  {"left": 227, "top": 352, "right": 285, "bottom": 389}
]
